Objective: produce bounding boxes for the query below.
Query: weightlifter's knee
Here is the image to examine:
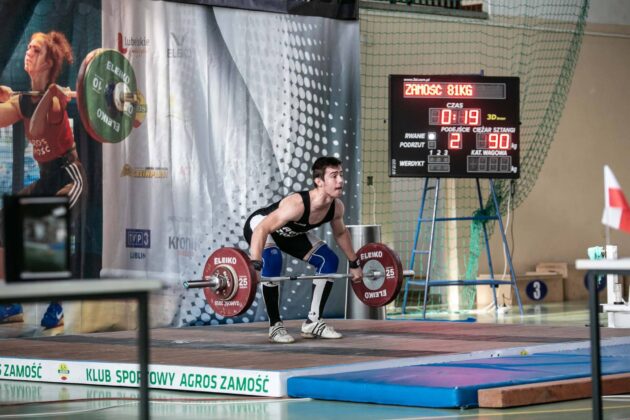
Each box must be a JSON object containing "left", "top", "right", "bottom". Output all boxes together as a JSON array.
[
  {"left": 261, "top": 245, "right": 282, "bottom": 287},
  {"left": 307, "top": 243, "right": 339, "bottom": 276}
]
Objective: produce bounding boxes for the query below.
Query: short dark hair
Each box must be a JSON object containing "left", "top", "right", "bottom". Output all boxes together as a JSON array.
[{"left": 312, "top": 156, "right": 342, "bottom": 181}]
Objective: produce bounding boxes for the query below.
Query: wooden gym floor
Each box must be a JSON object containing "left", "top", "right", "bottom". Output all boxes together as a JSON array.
[{"left": 2, "top": 319, "right": 630, "bottom": 371}]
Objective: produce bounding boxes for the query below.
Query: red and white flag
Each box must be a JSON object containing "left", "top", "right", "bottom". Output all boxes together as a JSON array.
[{"left": 602, "top": 165, "right": 630, "bottom": 233}]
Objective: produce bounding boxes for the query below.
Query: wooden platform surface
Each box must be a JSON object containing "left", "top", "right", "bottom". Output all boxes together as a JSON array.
[{"left": 2, "top": 320, "right": 629, "bottom": 371}]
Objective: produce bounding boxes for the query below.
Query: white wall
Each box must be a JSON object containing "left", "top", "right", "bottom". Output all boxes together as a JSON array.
[{"left": 587, "top": 0, "right": 630, "bottom": 25}]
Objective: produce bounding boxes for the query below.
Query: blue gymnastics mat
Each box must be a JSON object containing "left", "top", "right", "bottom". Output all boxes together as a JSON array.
[{"left": 287, "top": 344, "right": 630, "bottom": 408}]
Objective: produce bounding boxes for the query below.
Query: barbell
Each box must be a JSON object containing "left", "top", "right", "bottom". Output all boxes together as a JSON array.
[
  {"left": 11, "top": 89, "right": 76, "bottom": 98},
  {"left": 8, "top": 48, "right": 146, "bottom": 143},
  {"left": 184, "top": 243, "right": 414, "bottom": 317}
]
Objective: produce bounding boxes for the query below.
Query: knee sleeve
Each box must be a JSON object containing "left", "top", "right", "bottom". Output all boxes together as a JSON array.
[
  {"left": 261, "top": 246, "right": 282, "bottom": 286},
  {"left": 307, "top": 244, "right": 339, "bottom": 275}
]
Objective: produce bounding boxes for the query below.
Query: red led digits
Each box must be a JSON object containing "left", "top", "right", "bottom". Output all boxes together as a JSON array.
[
  {"left": 486, "top": 133, "right": 511, "bottom": 150},
  {"left": 448, "top": 132, "right": 462, "bottom": 149},
  {"left": 463, "top": 109, "right": 480, "bottom": 126},
  {"left": 404, "top": 82, "right": 475, "bottom": 98},
  {"left": 440, "top": 109, "right": 454, "bottom": 125},
  {"left": 499, "top": 133, "right": 511, "bottom": 149},
  {"left": 429, "top": 108, "right": 481, "bottom": 126},
  {"left": 404, "top": 82, "right": 442, "bottom": 97},
  {"left": 446, "top": 83, "right": 474, "bottom": 97}
]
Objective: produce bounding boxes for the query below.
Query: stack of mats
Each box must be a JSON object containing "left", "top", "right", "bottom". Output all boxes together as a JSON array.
[{"left": 287, "top": 344, "right": 630, "bottom": 408}]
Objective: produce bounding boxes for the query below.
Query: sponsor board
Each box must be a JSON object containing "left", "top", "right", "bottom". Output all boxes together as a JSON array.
[
  {"left": 0, "top": 358, "right": 282, "bottom": 397},
  {"left": 120, "top": 164, "right": 169, "bottom": 179}
]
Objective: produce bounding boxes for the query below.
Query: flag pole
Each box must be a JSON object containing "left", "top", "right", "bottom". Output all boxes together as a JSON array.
[{"left": 603, "top": 166, "right": 610, "bottom": 246}]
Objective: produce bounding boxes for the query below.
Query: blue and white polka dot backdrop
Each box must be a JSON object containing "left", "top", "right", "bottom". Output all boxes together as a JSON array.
[{"left": 177, "top": 9, "right": 360, "bottom": 326}]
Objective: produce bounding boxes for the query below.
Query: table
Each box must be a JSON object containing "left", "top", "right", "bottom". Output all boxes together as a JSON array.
[
  {"left": 0, "top": 279, "right": 163, "bottom": 420},
  {"left": 575, "top": 258, "right": 630, "bottom": 420}
]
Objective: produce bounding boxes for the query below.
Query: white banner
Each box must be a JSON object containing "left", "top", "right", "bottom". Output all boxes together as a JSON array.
[
  {"left": 0, "top": 357, "right": 282, "bottom": 396},
  {"left": 101, "top": 0, "right": 360, "bottom": 326}
]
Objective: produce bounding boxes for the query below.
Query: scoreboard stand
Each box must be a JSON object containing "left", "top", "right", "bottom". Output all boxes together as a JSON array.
[
  {"left": 400, "top": 176, "right": 524, "bottom": 317},
  {"left": 388, "top": 74, "right": 523, "bottom": 317}
]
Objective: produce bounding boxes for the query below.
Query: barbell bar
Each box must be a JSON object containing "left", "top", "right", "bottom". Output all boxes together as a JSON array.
[
  {"left": 11, "top": 87, "right": 138, "bottom": 106},
  {"left": 186, "top": 242, "right": 410, "bottom": 317},
  {"left": 11, "top": 89, "right": 77, "bottom": 99},
  {"left": 184, "top": 269, "right": 415, "bottom": 291}
]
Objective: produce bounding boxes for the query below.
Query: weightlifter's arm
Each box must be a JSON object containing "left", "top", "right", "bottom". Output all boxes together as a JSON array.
[
  {"left": 249, "top": 194, "right": 304, "bottom": 262},
  {"left": 330, "top": 200, "right": 363, "bottom": 282},
  {"left": 0, "top": 88, "right": 21, "bottom": 128},
  {"left": 30, "top": 84, "right": 67, "bottom": 138}
]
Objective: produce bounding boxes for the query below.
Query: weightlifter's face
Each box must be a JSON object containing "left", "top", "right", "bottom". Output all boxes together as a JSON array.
[
  {"left": 320, "top": 165, "right": 344, "bottom": 198},
  {"left": 24, "top": 36, "right": 51, "bottom": 78}
]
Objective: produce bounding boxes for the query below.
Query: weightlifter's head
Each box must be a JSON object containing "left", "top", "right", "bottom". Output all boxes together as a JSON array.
[
  {"left": 25, "top": 31, "right": 73, "bottom": 85},
  {"left": 312, "top": 156, "right": 344, "bottom": 197}
]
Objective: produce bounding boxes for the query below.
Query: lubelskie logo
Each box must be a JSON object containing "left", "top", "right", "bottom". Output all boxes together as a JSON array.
[
  {"left": 117, "top": 32, "right": 150, "bottom": 56},
  {"left": 117, "top": 32, "right": 127, "bottom": 54},
  {"left": 126, "top": 229, "right": 151, "bottom": 249}
]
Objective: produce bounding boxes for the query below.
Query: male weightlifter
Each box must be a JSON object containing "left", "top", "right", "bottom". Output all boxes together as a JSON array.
[{"left": 244, "top": 156, "right": 363, "bottom": 343}]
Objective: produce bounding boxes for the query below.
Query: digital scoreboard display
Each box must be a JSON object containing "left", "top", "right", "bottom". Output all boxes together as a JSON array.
[{"left": 389, "top": 75, "right": 520, "bottom": 179}]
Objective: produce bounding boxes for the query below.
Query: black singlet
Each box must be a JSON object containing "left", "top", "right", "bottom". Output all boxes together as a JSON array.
[{"left": 245, "top": 191, "right": 336, "bottom": 240}]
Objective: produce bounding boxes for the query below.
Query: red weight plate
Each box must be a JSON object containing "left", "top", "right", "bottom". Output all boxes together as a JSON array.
[
  {"left": 203, "top": 248, "right": 257, "bottom": 317},
  {"left": 351, "top": 242, "right": 403, "bottom": 307}
]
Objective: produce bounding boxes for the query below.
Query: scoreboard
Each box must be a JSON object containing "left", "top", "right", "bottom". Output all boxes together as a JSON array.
[{"left": 389, "top": 75, "right": 520, "bottom": 179}]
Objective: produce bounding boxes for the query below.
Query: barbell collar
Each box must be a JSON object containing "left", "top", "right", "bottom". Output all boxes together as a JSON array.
[
  {"left": 184, "top": 275, "right": 224, "bottom": 290},
  {"left": 184, "top": 280, "right": 213, "bottom": 289},
  {"left": 124, "top": 92, "right": 138, "bottom": 104}
]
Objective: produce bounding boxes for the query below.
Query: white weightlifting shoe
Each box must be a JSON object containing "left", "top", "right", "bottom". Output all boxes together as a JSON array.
[
  {"left": 269, "top": 322, "right": 295, "bottom": 344},
  {"left": 301, "top": 319, "right": 342, "bottom": 339}
]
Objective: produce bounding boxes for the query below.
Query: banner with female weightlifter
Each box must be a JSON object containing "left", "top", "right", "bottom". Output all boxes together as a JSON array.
[{"left": 100, "top": 0, "right": 360, "bottom": 326}]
